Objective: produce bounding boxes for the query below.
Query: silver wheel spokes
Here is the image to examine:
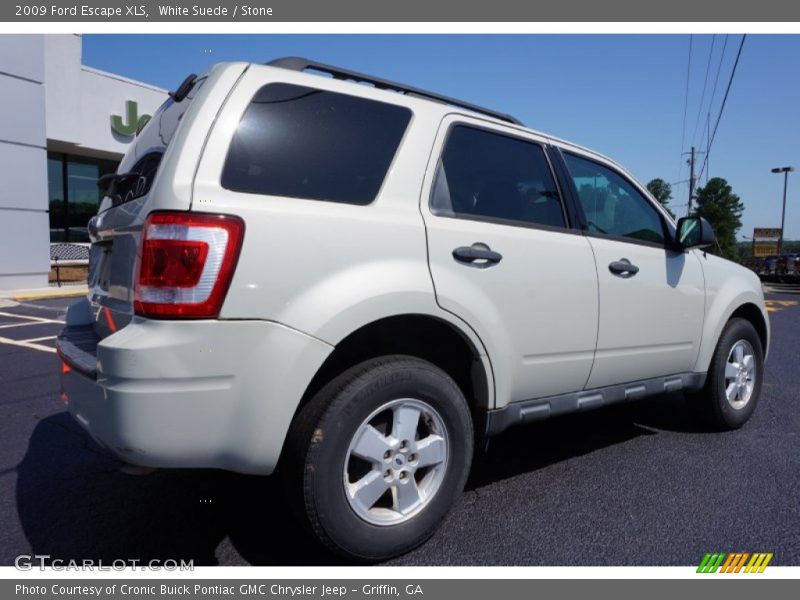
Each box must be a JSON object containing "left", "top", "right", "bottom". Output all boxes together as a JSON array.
[
  {"left": 724, "top": 339, "right": 756, "bottom": 410},
  {"left": 344, "top": 399, "right": 448, "bottom": 526}
]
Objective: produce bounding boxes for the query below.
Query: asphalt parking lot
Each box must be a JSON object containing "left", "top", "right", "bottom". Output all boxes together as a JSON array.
[{"left": 0, "top": 293, "right": 798, "bottom": 566}]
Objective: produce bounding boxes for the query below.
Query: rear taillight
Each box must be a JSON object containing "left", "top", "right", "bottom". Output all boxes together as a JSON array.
[{"left": 134, "top": 212, "right": 244, "bottom": 319}]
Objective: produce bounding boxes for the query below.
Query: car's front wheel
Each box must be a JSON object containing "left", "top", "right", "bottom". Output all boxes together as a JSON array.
[
  {"left": 689, "top": 318, "right": 764, "bottom": 430},
  {"left": 282, "top": 355, "right": 473, "bottom": 562}
]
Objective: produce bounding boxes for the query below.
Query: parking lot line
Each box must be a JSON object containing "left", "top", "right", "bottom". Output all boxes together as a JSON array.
[
  {"left": 764, "top": 299, "right": 798, "bottom": 313},
  {"left": 21, "top": 335, "right": 57, "bottom": 343},
  {"left": 0, "top": 335, "right": 57, "bottom": 354},
  {"left": 0, "top": 321, "right": 48, "bottom": 330},
  {"left": 0, "top": 311, "right": 64, "bottom": 325}
]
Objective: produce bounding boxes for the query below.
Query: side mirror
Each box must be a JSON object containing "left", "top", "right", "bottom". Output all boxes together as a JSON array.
[{"left": 676, "top": 216, "right": 715, "bottom": 250}]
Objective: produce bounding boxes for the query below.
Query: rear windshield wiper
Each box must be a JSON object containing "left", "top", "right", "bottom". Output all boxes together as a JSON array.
[{"left": 169, "top": 73, "right": 198, "bottom": 102}]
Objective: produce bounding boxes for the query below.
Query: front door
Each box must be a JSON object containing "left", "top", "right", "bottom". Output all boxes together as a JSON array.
[{"left": 560, "top": 151, "right": 705, "bottom": 389}]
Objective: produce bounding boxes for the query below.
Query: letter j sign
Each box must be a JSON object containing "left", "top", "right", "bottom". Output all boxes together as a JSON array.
[{"left": 111, "top": 101, "right": 152, "bottom": 136}]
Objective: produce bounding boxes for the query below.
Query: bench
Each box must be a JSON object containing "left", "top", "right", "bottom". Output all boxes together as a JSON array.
[{"left": 50, "top": 243, "right": 90, "bottom": 287}]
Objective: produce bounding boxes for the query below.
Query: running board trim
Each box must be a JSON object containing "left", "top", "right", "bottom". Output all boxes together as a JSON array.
[{"left": 483, "top": 372, "right": 707, "bottom": 436}]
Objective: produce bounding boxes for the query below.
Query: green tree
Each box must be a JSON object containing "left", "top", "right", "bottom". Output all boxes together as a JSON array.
[
  {"left": 646, "top": 178, "right": 675, "bottom": 218},
  {"left": 694, "top": 177, "right": 744, "bottom": 261},
  {"left": 736, "top": 240, "right": 753, "bottom": 259}
]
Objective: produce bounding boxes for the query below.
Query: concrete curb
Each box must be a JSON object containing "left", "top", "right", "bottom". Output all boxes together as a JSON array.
[
  {"left": 764, "top": 285, "right": 800, "bottom": 295},
  {"left": 1, "top": 286, "right": 88, "bottom": 302}
]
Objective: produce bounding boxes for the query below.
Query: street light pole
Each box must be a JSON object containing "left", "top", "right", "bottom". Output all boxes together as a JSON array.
[{"left": 771, "top": 166, "right": 795, "bottom": 256}]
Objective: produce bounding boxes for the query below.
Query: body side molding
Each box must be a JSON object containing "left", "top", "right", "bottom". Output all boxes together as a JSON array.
[{"left": 482, "top": 372, "right": 707, "bottom": 436}]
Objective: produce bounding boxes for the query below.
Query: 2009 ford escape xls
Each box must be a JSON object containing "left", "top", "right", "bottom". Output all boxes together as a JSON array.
[{"left": 57, "top": 57, "right": 769, "bottom": 561}]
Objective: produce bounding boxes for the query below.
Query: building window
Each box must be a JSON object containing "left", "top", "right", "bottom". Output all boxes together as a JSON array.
[
  {"left": 47, "top": 155, "right": 66, "bottom": 242},
  {"left": 48, "top": 152, "right": 117, "bottom": 242}
]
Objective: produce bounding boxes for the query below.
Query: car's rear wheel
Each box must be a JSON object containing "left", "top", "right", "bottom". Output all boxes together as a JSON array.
[
  {"left": 282, "top": 355, "right": 473, "bottom": 562},
  {"left": 688, "top": 318, "right": 764, "bottom": 430}
]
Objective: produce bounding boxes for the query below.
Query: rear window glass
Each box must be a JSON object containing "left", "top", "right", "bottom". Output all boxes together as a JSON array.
[
  {"left": 123, "top": 77, "right": 205, "bottom": 166},
  {"left": 101, "top": 76, "right": 205, "bottom": 212},
  {"left": 109, "top": 152, "right": 162, "bottom": 204},
  {"left": 221, "top": 83, "right": 412, "bottom": 205}
]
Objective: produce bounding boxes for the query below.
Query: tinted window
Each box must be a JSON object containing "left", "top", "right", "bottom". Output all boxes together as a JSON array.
[
  {"left": 118, "top": 77, "right": 204, "bottom": 172},
  {"left": 564, "top": 153, "right": 666, "bottom": 245},
  {"left": 105, "top": 76, "right": 205, "bottom": 216},
  {"left": 431, "top": 125, "right": 565, "bottom": 228},
  {"left": 110, "top": 152, "right": 163, "bottom": 205},
  {"left": 222, "top": 83, "right": 411, "bottom": 205}
]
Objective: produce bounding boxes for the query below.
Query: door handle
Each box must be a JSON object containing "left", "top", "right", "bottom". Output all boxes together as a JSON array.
[
  {"left": 452, "top": 244, "right": 503, "bottom": 268},
  {"left": 608, "top": 258, "right": 639, "bottom": 277}
]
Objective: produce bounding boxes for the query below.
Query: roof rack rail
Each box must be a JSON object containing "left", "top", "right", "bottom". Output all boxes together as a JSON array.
[{"left": 266, "top": 56, "right": 523, "bottom": 126}]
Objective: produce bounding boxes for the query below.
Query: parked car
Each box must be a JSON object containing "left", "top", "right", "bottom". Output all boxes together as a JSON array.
[
  {"left": 762, "top": 255, "right": 780, "bottom": 275},
  {"left": 57, "top": 57, "right": 770, "bottom": 561},
  {"left": 780, "top": 254, "right": 799, "bottom": 275}
]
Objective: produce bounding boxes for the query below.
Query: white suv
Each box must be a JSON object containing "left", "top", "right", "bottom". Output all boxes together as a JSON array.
[{"left": 58, "top": 57, "right": 769, "bottom": 561}]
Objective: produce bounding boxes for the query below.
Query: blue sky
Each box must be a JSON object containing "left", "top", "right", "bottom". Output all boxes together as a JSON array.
[{"left": 83, "top": 34, "right": 800, "bottom": 240}]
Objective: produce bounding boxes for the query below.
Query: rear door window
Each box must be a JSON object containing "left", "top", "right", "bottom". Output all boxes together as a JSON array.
[
  {"left": 222, "top": 83, "right": 412, "bottom": 205},
  {"left": 430, "top": 125, "right": 566, "bottom": 229}
]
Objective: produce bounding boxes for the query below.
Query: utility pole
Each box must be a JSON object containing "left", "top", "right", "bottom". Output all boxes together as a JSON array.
[{"left": 687, "top": 146, "right": 696, "bottom": 215}]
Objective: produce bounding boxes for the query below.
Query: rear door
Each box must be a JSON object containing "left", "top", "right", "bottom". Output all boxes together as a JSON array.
[
  {"left": 420, "top": 117, "right": 599, "bottom": 408},
  {"left": 559, "top": 149, "right": 705, "bottom": 388}
]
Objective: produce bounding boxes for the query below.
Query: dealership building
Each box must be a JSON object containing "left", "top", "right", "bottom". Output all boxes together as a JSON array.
[{"left": 0, "top": 34, "right": 167, "bottom": 291}]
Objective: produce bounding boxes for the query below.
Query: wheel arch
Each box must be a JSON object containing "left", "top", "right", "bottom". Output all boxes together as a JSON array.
[
  {"left": 729, "top": 302, "right": 769, "bottom": 358},
  {"left": 298, "top": 313, "right": 494, "bottom": 420},
  {"left": 694, "top": 293, "right": 771, "bottom": 373}
]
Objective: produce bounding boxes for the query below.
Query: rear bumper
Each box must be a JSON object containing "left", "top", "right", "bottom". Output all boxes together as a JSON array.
[{"left": 58, "top": 306, "right": 332, "bottom": 475}]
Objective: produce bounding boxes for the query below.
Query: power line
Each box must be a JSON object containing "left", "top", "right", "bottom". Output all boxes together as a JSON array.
[
  {"left": 700, "top": 34, "right": 728, "bottom": 186},
  {"left": 705, "top": 111, "right": 711, "bottom": 184},
  {"left": 698, "top": 34, "right": 729, "bottom": 151},
  {"left": 690, "top": 35, "right": 716, "bottom": 149},
  {"left": 676, "top": 35, "right": 693, "bottom": 184},
  {"left": 696, "top": 34, "right": 746, "bottom": 183}
]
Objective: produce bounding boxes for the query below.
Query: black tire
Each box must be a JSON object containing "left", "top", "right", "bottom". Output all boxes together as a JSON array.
[
  {"left": 688, "top": 318, "right": 764, "bottom": 430},
  {"left": 282, "top": 355, "right": 473, "bottom": 562}
]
